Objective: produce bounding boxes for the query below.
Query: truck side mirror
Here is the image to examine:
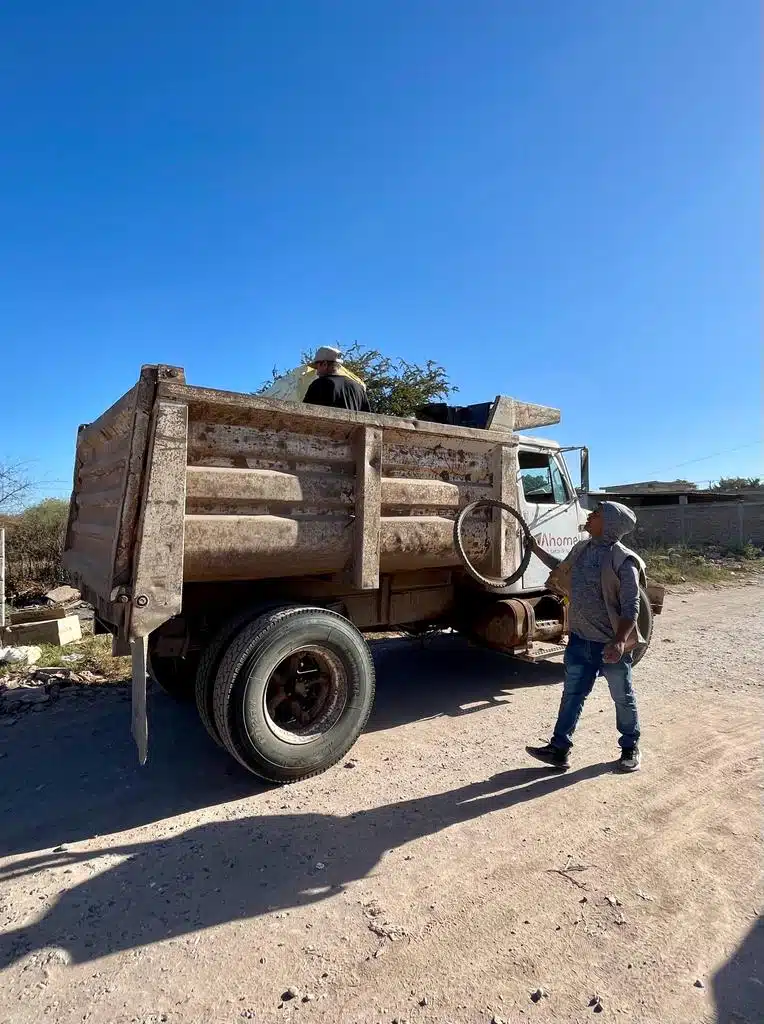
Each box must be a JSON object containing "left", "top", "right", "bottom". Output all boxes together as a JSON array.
[{"left": 580, "top": 447, "right": 590, "bottom": 494}]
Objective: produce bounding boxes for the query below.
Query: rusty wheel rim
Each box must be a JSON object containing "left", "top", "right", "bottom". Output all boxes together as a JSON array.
[
  {"left": 454, "top": 497, "right": 534, "bottom": 590},
  {"left": 262, "top": 646, "right": 348, "bottom": 745}
]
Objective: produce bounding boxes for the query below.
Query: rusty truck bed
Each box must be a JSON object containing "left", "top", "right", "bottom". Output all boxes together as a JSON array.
[{"left": 63, "top": 365, "right": 559, "bottom": 643}]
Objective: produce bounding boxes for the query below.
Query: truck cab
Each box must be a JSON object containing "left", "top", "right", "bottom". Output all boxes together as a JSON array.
[{"left": 514, "top": 439, "right": 588, "bottom": 592}]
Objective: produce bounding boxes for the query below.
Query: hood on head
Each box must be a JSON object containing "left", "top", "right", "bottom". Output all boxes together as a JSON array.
[{"left": 599, "top": 500, "right": 637, "bottom": 543}]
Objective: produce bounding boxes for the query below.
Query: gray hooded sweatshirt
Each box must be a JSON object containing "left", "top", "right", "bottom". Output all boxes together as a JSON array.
[{"left": 566, "top": 501, "right": 642, "bottom": 644}]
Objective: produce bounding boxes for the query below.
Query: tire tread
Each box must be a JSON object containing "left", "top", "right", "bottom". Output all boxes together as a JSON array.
[
  {"left": 195, "top": 603, "right": 294, "bottom": 746},
  {"left": 212, "top": 606, "right": 375, "bottom": 782}
]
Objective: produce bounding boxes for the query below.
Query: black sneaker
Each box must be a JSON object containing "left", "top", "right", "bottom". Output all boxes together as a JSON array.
[
  {"left": 618, "top": 746, "right": 641, "bottom": 772},
  {"left": 525, "top": 743, "right": 570, "bottom": 770}
]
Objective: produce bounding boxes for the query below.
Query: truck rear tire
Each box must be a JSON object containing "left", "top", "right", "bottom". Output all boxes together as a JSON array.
[
  {"left": 212, "top": 606, "right": 376, "bottom": 783},
  {"left": 194, "top": 603, "right": 294, "bottom": 747},
  {"left": 195, "top": 619, "right": 245, "bottom": 747},
  {"left": 147, "top": 640, "right": 197, "bottom": 702}
]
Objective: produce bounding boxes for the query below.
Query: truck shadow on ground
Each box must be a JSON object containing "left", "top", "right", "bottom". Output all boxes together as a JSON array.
[
  {"left": 367, "top": 633, "right": 562, "bottom": 733},
  {"left": 0, "top": 760, "right": 612, "bottom": 969},
  {"left": 711, "top": 914, "right": 764, "bottom": 1024},
  {"left": 0, "top": 634, "right": 562, "bottom": 859}
]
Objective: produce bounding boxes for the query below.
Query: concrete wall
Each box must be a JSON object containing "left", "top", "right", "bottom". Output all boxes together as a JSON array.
[{"left": 633, "top": 502, "right": 764, "bottom": 548}]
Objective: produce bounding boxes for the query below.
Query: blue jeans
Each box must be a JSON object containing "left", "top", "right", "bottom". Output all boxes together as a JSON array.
[{"left": 551, "top": 633, "right": 640, "bottom": 752}]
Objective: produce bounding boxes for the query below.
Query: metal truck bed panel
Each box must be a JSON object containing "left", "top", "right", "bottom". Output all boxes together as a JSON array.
[
  {"left": 63, "top": 366, "right": 549, "bottom": 639},
  {"left": 62, "top": 367, "right": 167, "bottom": 631}
]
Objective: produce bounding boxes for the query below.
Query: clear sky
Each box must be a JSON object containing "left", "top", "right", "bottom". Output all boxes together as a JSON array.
[{"left": 1, "top": 0, "right": 760, "bottom": 498}]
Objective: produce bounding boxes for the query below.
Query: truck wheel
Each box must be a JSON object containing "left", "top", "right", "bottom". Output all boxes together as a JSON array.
[
  {"left": 194, "top": 603, "right": 294, "bottom": 747},
  {"left": 454, "top": 498, "right": 534, "bottom": 593},
  {"left": 195, "top": 621, "right": 244, "bottom": 747},
  {"left": 147, "top": 640, "right": 197, "bottom": 702},
  {"left": 631, "top": 585, "right": 654, "bottom": 666},
  {"left": 212, "top": 606, "right": 375, "bottom": 782}
]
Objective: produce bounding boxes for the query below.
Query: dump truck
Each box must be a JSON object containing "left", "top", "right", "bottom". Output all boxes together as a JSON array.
[{"left": 63, "top": 364, "right": 659, "bottom": 782}]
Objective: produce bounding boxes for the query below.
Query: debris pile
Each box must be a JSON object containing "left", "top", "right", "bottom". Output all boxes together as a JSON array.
[
  {"left": 2, "top": 586, "right": 90, "bottom": 648},
  {"left": 0, "top": 587, "right": 123, "bottom": 722},
  {"left": 1, "top": 632, "right": 130, "bottom": 718},
  {"left": 0, "top": 668, "right": 126, "bottom": 723},
  {"left": 0, "top": 645, "right": 41, "bottom": 667}
]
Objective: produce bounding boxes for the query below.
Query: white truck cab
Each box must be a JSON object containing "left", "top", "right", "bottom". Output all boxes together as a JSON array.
[{"left": 514, "top": 438, "right": 589, "bottom": 592}]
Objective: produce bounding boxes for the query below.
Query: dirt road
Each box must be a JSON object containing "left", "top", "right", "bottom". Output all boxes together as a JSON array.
[{"left": 1, "top": 586, "right": 761, "bottom": 1024}]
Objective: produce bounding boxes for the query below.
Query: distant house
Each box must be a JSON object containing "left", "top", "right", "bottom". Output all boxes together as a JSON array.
[
  {"left": 603, "top": 480, "right": 698, "bottom": 494},
  {"left": 589, "top": 484, "right": 743, "bottom": 508},
  {"left": 588, "top": 484, "right": 764, "bottom": 547}
]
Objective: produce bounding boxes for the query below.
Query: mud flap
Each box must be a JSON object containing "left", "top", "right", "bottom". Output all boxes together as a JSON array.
[{"left": 130, "top": 635, "right": 149, "bottom": 765}]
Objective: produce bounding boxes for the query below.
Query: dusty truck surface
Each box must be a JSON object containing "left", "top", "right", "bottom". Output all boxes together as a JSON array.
[{"left": 63, "top": 364, "right": 658, "bottom": 782}]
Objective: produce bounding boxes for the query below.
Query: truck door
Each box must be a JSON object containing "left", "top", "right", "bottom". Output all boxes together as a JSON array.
[{"left": 517, "top": 448, "right": 584, "bottom": 590}]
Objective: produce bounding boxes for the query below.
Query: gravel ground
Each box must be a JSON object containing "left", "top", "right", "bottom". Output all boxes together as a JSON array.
[{"left": 0, "top": 585, "right": 761, "bottom": 1024}]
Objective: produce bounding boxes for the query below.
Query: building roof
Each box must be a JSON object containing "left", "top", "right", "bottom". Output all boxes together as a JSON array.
[
  {"left": 603, "top": 480, "right": 697, "bottom": 493},
  {"left": 589, "top": 489, "right": 743, "bottom": 507}
]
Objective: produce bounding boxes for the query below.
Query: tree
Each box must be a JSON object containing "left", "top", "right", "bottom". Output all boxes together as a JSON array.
[
  {"left": 257, "top": 342, "right": 457, "bottom": 417},
  {"left": 711, "top": 477, "right": 762, "bottom": 491},
  {"left": 2, "top": 498, "right": 69, "bottom": 592},
  {"left": 0, "top": 460, "right": 33, "bottom": 512},
  {"left": 521, "top": 473, "right": 549, "bottom": 497}
]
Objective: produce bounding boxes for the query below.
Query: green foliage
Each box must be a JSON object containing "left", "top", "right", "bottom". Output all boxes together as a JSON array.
[
  {"left": 728, "top": 541, "right": 763, "bottom": 561},
  {"left": 2, "top": 497, "right": 70, "bottom": 591},
  {"left": 340, "top": 342, "right": 457, "bottom": 416},
  {"left": 711, "top": 476, "right": 762, "bottom": 491},
  {"left": 0, "top": 634, "right": 131, "bottom": 682},
  {"left": 640, "top": 543, "right": 763, "bottom": 585},
  {"left": 521, "top": 473, "right": 549, "bottom": 496},
  {"left": 257, "top": 341, "right": 457, "bottom": 417},
  {"left": 641, "top": 548, "right": 726, "bottom": 584},
  {"left": 38, "top": 634, "right": 130, "bottom": 680}
]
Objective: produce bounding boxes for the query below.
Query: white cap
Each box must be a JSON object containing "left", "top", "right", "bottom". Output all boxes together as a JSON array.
[{"left": 309, "top": 346, "right": 343, "bottom": 367}]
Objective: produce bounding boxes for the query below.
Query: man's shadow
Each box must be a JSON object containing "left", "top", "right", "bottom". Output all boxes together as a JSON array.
[
  {"left": 712, "top": 915, "right": 764, "bottom": 1024},
  {"left": 0, "top": 761, "right": 612, "bottom": 968}
]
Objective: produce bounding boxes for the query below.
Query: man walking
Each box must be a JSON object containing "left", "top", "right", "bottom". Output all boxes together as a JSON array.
[
  {"left": 526, "top": 501, "right": 645, "bottom": 772},
  {"left": 303, "top": 346, "right": 370, "bottom": 412}
]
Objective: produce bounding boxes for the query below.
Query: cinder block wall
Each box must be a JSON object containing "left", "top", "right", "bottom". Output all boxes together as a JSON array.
[{"left": 633, "top": 502, "right": 764, "bottom": 548}]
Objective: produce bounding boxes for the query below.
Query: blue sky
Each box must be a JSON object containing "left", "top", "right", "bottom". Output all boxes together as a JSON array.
[{"left": 1, "top": 0, "right": 760, "bottom": 498}]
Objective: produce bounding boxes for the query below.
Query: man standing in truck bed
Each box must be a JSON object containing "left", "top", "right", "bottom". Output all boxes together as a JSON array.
[
  {"left": 526, "top": 501, "right": 645, "bottom": 773},
  {"left": 303, "top": 346, "right": 371, "bottom": 412}
]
